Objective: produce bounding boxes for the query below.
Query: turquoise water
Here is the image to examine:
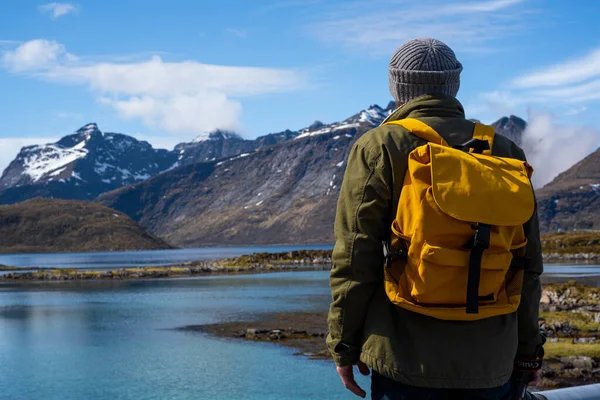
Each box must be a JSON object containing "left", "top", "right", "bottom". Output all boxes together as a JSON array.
[
  {"left": 2, "top": 264, "right": 599, "bottom": 400},
  {"left": 0, "top": 245, "right": 333, "bottom": 270},
  {"left": 0, "top": 271, "right": 367, "bottom": 400}
]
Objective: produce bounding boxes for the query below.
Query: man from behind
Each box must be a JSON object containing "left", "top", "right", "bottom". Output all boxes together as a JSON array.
[{"left": 327, "top": 38, "right": 544, "bottom": 400}]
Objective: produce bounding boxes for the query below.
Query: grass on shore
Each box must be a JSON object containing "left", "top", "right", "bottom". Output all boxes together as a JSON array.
[
  {"left": 541, "top": 231, "right": 600, "bottom": 255},
  {"left": 540, "top": 311, "right": 600, "bottom": 333},
  {"left": 544, "top": 340, "right": 600, "bottom": 358}
]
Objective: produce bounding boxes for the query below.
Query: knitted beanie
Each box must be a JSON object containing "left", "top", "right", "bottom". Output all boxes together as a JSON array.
[{"left": 389, "top": 38, "right": 463, "bottom": 104}]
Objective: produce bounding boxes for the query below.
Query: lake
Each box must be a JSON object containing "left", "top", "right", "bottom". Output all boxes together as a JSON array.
[
  {"left": 0, "top": 271, "right": 358, "bottom": 400},
  {"left": 0, "top": 253, "right": 599, "bottom": 399}
]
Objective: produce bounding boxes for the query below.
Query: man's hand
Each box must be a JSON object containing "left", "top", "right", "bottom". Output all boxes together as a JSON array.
[
  {"left": 336, "top": 361, "right": 370, "bottom": 398},
  {"left": 527, "top": 370, "right": 541, "bottom": 387}
]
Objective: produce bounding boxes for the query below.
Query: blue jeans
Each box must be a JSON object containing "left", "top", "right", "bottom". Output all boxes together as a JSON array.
[{"left": 371, "top": 371, "right": 534, "bottom": 400}]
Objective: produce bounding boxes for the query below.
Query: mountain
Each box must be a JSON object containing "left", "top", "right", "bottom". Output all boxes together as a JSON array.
[
  {"left": 0, "top": 198, "right": 173, "bottom": 253},
  {"left": 0, "top": 124, "right": 178, "bottom": 204},
  {"left": 491, "top": 115, "right": 527, "bottom": 145},
  {"left": 536, "top": 148, "right": 600, "bottom": 232},
  {"left": 2, "top": 102, "right": 562, "bottom": 246},
  {"left": 98, "top": 103, "right": 396, "bottom": 246},
  {"left": 173, "top": 129, "right": 298, "bottom": 167}
]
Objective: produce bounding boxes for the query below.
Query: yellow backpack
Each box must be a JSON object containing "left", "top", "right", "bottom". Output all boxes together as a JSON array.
[{"left": 382, "top": 118, "right": 535, "bottom": 321}]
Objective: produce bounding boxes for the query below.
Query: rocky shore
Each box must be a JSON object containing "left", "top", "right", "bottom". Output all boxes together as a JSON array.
[
  {"left": 184, "top": 282, "right": 600, "bottom": 391},
  {"left": 0, "top": 250, "right": 332, "bottom": 281},
  {"left": 543, "top": 253, "right": 599, "bottom": 262}
]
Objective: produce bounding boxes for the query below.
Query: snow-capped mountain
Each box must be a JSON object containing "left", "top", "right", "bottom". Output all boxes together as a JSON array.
[
  {"left": 173, "top": 130, "right": 255, "bottom": 167},
  {"left": 0, "top": 123, "right": 178, "bottom": 203},
  {"left": 0, "top": 101, "right": 397, "bottom": 205},
  {"left": 295, "top": 102, "right": 395, "bottom": 140},
  {"left": 491, "top": 115, "right": 527, "bottom": 145}
]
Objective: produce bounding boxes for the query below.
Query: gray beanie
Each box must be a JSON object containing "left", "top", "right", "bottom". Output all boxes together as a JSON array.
[{"left": 389, "top": 38, "right": 463, "bottom": 104}]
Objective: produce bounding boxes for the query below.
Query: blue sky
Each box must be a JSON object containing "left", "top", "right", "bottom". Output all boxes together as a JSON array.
[{"left": 1, "top": 0, "right": 600, "bottom": 178}]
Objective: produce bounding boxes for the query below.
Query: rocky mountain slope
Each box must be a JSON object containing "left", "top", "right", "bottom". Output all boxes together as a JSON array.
[
  {"left": 536, "top": 148, "right": 600, "bottom": 232},
  {"left": 0, "top": 123, "right": 178, "bottom": 204},
  {"left": 173, "top": 129, "right": 298, "bottom": 167},
  {"left": 99, "top": 105, "right": 595, "bottom": 246},
  {"left": 98, "top": 103, "right": 396, "bottom": 246},
  {"left": 0, "top": 120, "right": 343, "bottom": 205},
  {"left": 490, "top": 115, "right": 526, "bottom": 145},
  {"left": 0, "top": 198, "right": 172, "bottom": 253}
]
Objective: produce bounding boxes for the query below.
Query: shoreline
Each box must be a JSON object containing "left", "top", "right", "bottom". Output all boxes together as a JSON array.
[
  {"left": 182, "top": 282, "right": 600, "bottom": 391},
  {"left": 1, "top": 249, "right": 599, "bottom": 282},
  {"left": 0, "top": 251, "right": 333, "bottom": 281}
]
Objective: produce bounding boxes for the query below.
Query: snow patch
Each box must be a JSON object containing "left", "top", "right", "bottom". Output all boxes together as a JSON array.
[
  {"left": 336, "top": 161, "right": 344, "bottom": 167},
  {"left": 333, "top": 123, "right": 359, "bottom": 131},
  {"left": 22, "top": 144, "right": 88, "bottom": 182},
  {"left": 48, "top": 167, "right": 66, "bottom": 177},
  {"left": 71, "top": 171, "right": 84, "bottom": 181}
]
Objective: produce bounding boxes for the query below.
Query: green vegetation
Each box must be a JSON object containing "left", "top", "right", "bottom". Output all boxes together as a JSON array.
[
  {"left": 540, "top": 311, "right": 599, "bottom": 333},
  {"left": 545, "top": 341, "right": 600, "bottom": 358},
  {"left": 225, "top": 250, "right": 331, "bottom": 267},
  {"left": 543, "top": 281, "right": 600, "bottom": 305},
  {"left": 541, "top": 231, "right": 600, "bottom": 255}
]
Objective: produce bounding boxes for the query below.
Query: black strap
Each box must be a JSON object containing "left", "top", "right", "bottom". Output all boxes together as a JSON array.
[
  {"left": 452, "top": 138, "right": 490, "bottom": 154},
  {"left": 510, "top": 257, "right": 531, "bottom": 270},
  {"left": 466, "top": 223, "right": 490, "bottom": 314}
]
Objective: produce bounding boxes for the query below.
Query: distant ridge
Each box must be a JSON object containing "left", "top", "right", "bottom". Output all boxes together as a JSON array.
[{"left": 0, "top": 198, "right": 173, "bottom": 253}]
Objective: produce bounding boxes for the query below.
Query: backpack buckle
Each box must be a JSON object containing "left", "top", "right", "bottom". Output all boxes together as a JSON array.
[
  {"left": 473, "top": 223, "right": 491, "bottom": 249},
  {"left": 453, "top": 138, "right": 490, "bottom": 154},
  {"left": 383, "top": 241, "right": 407, "bottom": 269}
]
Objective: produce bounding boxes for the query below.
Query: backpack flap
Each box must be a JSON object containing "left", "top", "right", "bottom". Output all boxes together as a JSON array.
[{"left": 429, "top": 143, "right": 535, "bottom": 226}]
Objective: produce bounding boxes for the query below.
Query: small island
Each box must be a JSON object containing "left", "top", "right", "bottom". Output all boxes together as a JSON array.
[{"left": 0, "top": 250, "right": 332, "bottom": 281}]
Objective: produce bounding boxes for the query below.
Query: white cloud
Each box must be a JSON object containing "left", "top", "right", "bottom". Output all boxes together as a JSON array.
[
  {"left": 0, "top": 138, "right": 57, "bottom": 175},
  {"left": 521, "top": 111, "right": 599, "bottom": 188},
  {"left": 511, "top": 48, "right": 600, "bottom": 88},
  {"left": 102, "top": 93, "right": 242, "bottom": 135},
  {"left": 310, "top": 0, "right": 528, "bottom": 55},
  {"left": 1, "top": 40, "right": 307, "bottom": 139},
  {"left": 1, "top": 39, "right": 76, "bottom": 72},
  {"left": 473, "top": 46, "right": 600, "bottom": 118},
  {"left": 44, "top": 55, "right": 304, "bottom": 97},
  {"left": 445, "top": 0, "right": 525, "bottom": 13},
  {"left": 39, "top": 3, "right": 79, "bottom": 19},
  {"left": 226, "top": 28, "right": 248, "bottom": 39}
]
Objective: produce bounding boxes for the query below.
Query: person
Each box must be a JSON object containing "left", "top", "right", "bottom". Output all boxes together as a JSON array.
[{"left": 327, "top": 38, "right": 544, "bottom": 400}]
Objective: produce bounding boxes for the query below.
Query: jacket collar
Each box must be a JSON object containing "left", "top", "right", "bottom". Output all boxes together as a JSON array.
[{"left": 382, "top": 94, "right": 466, "bottom": 124}]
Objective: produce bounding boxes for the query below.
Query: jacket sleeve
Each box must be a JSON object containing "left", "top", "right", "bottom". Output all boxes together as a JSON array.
[
  {"left": 517, "top": 198, "right": 544, "bottom": 357},
  {"left": 327, "top": 140, "right": 391, "bottom": 366}
]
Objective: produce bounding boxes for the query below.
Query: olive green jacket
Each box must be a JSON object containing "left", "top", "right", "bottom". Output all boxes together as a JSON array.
[{"left": 327, "top": 94, "right": 544, "bottom": 389}]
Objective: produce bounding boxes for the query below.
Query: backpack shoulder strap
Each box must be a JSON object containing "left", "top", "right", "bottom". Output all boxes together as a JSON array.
[
  {"left": 383, "top": 118, "right": 449, "bottom": 147},
  {"left": 472, "top": 123, "right": 495, "bottom": 156}
]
